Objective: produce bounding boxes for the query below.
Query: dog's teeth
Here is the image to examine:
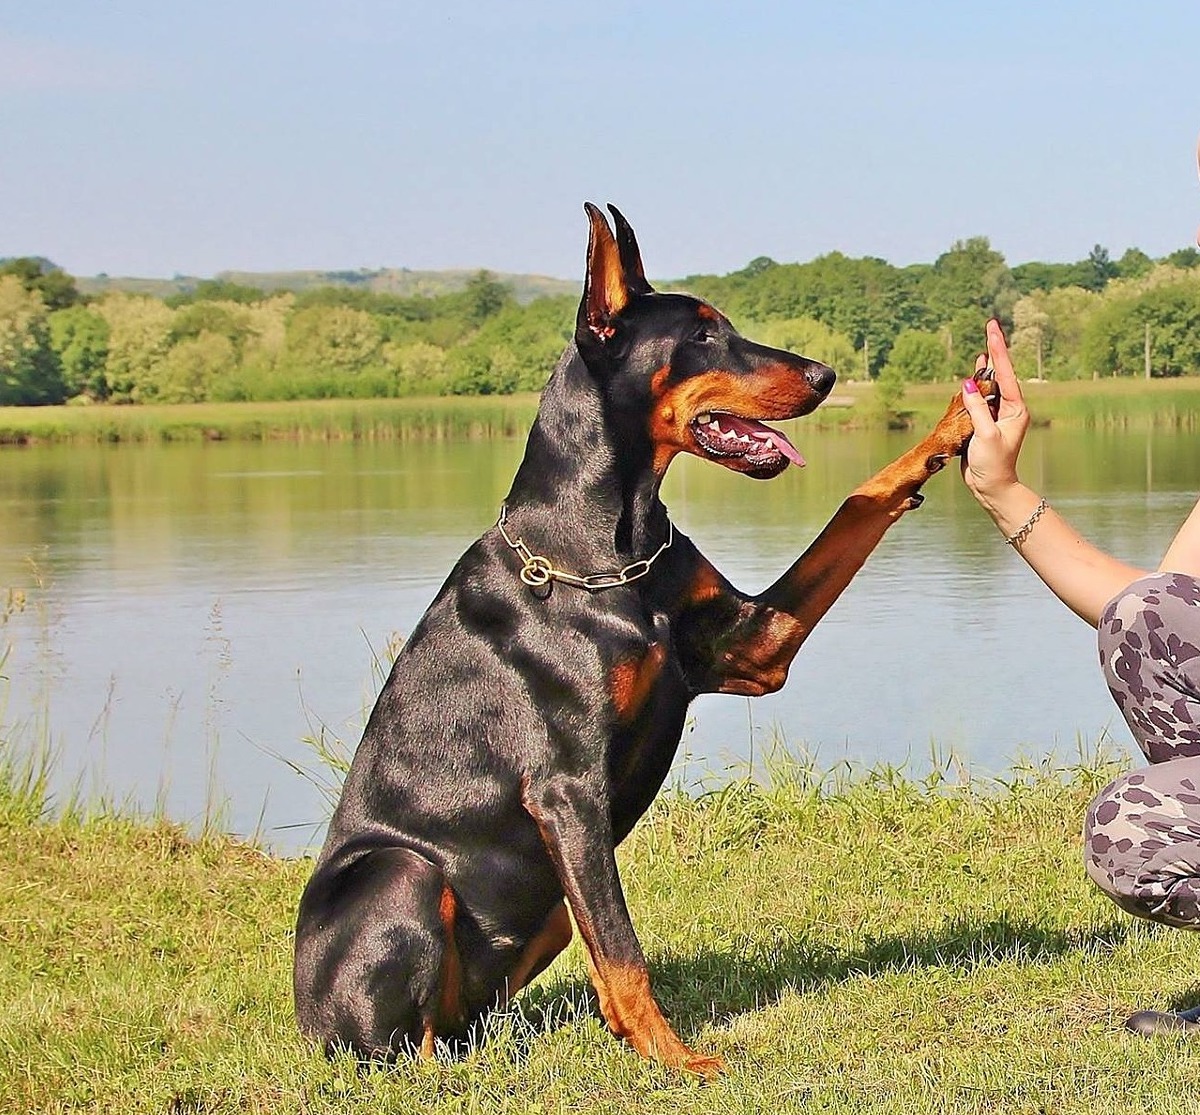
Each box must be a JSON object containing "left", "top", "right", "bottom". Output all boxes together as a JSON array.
[
  {"left": 737, "top": 433, "right": 752, "bottom": 444},
  {"left": 695, "top": 412, "right": 712, "bottom": 425},
  {"left": 708, "top": 420, "right": 722, "bottom": 432},
  {"left": 763, "top": 437, "right": 775, "bottom": 450}
]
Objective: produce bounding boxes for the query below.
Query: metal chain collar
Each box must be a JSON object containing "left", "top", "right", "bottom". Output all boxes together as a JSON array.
[{"left": 496, "top": 503, "right": 674, "bottom": 592}]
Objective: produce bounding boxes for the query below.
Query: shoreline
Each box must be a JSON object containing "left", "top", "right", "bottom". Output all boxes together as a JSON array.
[{"left": 3, "top": 377, "right": 1200, "bottom": 447}]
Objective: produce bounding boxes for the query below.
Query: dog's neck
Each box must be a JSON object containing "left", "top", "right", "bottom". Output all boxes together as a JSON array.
[{"left": 503, "top": 345, "right": 669, "bottom": 562}]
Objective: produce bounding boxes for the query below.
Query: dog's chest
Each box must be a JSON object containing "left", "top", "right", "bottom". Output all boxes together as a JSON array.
[{"left": 604, "top": 608, "right": 690, "bottom": 835}]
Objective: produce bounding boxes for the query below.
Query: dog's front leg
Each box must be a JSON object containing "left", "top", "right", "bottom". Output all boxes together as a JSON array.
[
  {"left": 521, "top": 772, "right": 724, "bottom": 1077},
  {"left": 691, "top": 374, "right": 996, "bottom": 697}
]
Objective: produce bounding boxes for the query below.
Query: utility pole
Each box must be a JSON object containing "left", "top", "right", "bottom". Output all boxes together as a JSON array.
[{"left": 1144, "top": 321, "right": 1152, "bottom": 380}]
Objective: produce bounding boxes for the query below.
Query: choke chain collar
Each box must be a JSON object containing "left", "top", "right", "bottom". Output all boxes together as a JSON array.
[{"left": 497, "top": 503, "right": 673, "bottom": 592}]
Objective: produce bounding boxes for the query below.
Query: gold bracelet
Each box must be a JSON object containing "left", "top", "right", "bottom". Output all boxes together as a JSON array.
[{"left": 1004, "top": 497, "right": 1048, "bottom": 547}]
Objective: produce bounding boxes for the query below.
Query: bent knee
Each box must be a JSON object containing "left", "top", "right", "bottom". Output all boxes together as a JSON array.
[{"left": 1084, "top": 765, "right": 1200, "bottom": 929}]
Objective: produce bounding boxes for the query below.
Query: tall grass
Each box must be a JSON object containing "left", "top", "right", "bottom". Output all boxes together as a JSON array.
[
  {"left": 4, "top": 378, "right": 1200, "bottom": 447},
  {"left": 897, "top": 376, "right": 1200, "bottom": 431},
  {"left": 0, "top": 584, "right": 55, "bottom": 827},
  {"left": 1021, "top": 377, "right": 1200, "bottom": 430},
  {"left": 0, "top": 395, "right": 542, "bottom": 446}
]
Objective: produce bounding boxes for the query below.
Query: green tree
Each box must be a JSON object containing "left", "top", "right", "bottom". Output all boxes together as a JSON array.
[
  {"left": 0, "top": 257, "right": 80, "bottom": 312},
  {"left": 1039, "top": 286, "right": 1101, "bottom": 378},
  {"left": 1166, "top": 247, "right": 1200, "bottom": 270},
  {"left": 940, "top": 308, "right": 993, "bottom": 374},
  {"left": 235, "top": 296, "right": 291, "bottom": 384},
  {"left": 1011, "top": 260, "right": 1087, "bottom": 294},
  {"left": 442, "top": 297, "right": 572, "bottom": 394},
  {"left": 95, "top": 294, "right": 176, "bottom": 400},
  {"left": 443, "top": 346, "right": 504, "bottom": 394},
  {"left": 96, "top": 295, "right": 177, "bottom": 400},
  {"left": 1080, "top": 244, "right": 1117, "bottom": 292},
  {"left": 1010, "top": 297, "right": 1052, "bottom": 380},
  {"left": 281, "top": 305, "right": 385, "bottom": 394},
  {"left": 387, "top": 340, "right": 448, "bottom": 394},
  {"left": 740, "top": 256, "right": 777, "bottom": 277},
  {"left": 0, "top": 276, "right": 65, "bottom": 404},
  {"left": 464, "top": 271, "right": 513, "bottom": 326},
  {"left": 750, "top": 317, "right": 857, "bottom": 378},
  {"left": 165, "top": 279, "right": 266, "bottom": 307},
  {"left": 1115, "top": 247, "right": 1154, "bottom": 280},
  {"left": 921, "top": 238, "right": 1017, "bottom": 327},
  {"left": 688, "top": 251, "right": 928, "bottom": 375},
  {"left": 169, "top": 301, "right": 257, "bottom": 368},
  {"left": 872, "top": 363, "right": 908, "bottom": 426},
  {"left": 1080, "top": 281, "right": 1200, "bottom": 378},
  {"left": 881, "top": 329, "right": 951, "bottom": 384},
  {"left": 157, "top": 332, "right": 238, "bottom": 401},
  {"left": 48, "top": 305, "right": 110, "bottom": 399}
]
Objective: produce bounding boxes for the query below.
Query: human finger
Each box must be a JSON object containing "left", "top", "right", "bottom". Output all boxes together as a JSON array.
[{"left": 986, "top": 319, "right": 1025, "bottom": 408}]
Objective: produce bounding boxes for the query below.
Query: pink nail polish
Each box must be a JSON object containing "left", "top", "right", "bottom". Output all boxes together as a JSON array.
[{"left": 962, "top": 378, "right": 979, "bottom": 395}]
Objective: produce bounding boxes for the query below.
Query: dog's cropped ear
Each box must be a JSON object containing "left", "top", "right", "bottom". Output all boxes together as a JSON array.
[
  {"left": 579, "top": 202, "right": 630, "bottom": 346},
  {"left": 608, "top": 204, "right": 653, "bottom": 296}
]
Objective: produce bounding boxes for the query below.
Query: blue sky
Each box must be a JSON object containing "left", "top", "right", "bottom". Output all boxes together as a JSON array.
[{"left": 3, "top": 2, "right": 1198, "bottom": 281}]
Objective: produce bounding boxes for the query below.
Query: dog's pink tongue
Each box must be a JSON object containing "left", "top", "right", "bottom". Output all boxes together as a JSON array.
[
  {"left": 761, "top": 422, "right": 806, "bottom": 467},
  {"left": 725, "top": 416, "right": 805, "bottom": 467}
]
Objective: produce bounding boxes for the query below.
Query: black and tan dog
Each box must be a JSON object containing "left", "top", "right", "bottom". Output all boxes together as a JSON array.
[{"left": 294, "top": 204, "right": 994, "bottom": 1076}]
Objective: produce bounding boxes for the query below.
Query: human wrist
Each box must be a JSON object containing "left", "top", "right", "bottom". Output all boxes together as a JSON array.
[
  {"left": 984, "top": 484, "right": 1043, "bottom": 538},
  {"left": 970, "top": 476, "right": 1023, "bottom": 517}
]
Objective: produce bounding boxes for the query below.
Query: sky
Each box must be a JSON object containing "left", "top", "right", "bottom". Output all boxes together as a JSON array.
[{"left": 3, "top": 2, "right": 1198, "bottom": 282}]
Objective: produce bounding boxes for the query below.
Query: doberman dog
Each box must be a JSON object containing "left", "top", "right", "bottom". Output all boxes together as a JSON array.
[{"left": 294, "top": 204, "right": 995, "bottom": 1076}]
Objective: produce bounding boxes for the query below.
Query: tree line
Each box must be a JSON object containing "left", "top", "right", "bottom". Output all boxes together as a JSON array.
[{"left": 2, "top": 239, "right": 1199, "bottom": 406}]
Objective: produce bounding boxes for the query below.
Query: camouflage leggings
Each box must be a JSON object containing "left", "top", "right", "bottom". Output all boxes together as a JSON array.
[{"left": 1084, "top": 572, "right": 1200, "bottom": 929}]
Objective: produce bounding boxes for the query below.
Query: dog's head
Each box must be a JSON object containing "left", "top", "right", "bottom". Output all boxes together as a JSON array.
[{"left": 575, "top": 203, "right": 835, "bottom": 479}]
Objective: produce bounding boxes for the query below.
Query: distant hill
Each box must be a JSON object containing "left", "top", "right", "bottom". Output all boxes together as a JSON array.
[{"left": 75, "top": 267, "right": 579, "bottom": 304}]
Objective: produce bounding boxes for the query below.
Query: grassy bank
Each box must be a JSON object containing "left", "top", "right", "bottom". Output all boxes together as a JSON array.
[
  {"left": 3, "top": 376, "right": 1200, "bottom": 447},
  {"left": 3, "top": 756, "right": 1200, "bottom": 1114},
  {"left": 897, "top": 375, "right": 1200, "bottom": 431},
  {"left": 0, "top": 396, "right": 544, "bottom": 446}
]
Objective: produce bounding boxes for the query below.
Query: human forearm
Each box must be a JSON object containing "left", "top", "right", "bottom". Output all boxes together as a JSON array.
[
  {"left": 978, "top": 482, "right": 1148, "bottom": 627},
  {"left": 1159, "top": 497, "right": 1200, "bottom": 577}
]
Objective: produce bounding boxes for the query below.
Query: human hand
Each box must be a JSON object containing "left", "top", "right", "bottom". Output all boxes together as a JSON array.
[{"left": 959, "top": 319, "right": 1030, "bottom": 510}]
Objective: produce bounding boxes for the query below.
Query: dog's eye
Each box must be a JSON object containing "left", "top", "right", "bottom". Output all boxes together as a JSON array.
[{"left": 691, "top": 324, "right": 717, "bottom": 344}]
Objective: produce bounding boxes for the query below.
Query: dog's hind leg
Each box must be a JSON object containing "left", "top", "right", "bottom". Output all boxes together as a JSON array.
[{"left": 294, "top": 846, "right": 465, "bottom": 1061}]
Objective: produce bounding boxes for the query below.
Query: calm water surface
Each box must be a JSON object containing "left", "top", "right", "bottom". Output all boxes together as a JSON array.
[{"left": 1, "top": 425, "right": 1195, "bottom": 851}]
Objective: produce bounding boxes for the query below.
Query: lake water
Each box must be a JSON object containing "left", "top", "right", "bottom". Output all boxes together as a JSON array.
[{"left": 1, "top": 423, "right": 1195, "bottom": 852}]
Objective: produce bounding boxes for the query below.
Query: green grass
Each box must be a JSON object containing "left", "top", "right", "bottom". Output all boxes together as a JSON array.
[
  {"left": 1018, "top": 376, "right": 1200, "bottom": 429},
  {"left": 0, "top": 396, "right": 543, "bottom": 446},
  {"left": 4, "top": 377, "right": 1200, "bottom": 448},
  {"left": 888, "top": 376, "right": 1200, "bottom": 431},
  {"left": 3, "top": 753, "right": 1200, "bottom": 1114}
]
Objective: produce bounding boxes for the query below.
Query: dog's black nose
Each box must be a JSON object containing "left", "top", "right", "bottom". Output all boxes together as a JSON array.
[{"left": 805, "top": 362, "right": 836, "bottom": 396}]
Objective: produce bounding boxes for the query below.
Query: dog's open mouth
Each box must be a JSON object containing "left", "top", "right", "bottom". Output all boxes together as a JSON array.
[{"left": 690, "top": 411, "right": 805, "bottom": 473}]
